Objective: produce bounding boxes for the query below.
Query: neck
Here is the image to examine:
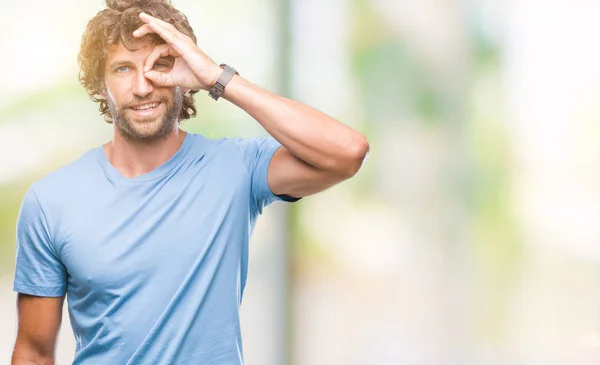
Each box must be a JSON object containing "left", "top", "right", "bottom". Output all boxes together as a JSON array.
[{"left": 103, "top": 127, "right": 186, "bottom": 179}]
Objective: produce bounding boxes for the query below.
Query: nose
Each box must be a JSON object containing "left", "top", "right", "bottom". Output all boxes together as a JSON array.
[{"left": 132, "top": 68, "right": 154, "bottom": 97}]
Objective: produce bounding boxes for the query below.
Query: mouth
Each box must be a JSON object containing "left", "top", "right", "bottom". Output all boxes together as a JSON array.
[{"left": 128, "top": 102, "right": 162, "bottom": 118}]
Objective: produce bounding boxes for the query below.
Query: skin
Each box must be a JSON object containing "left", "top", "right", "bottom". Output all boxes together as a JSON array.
[
  {"left": 12, "top": 11, "right": 370, "bottom": 364},
  {"left": 12, "top": 295, "right": 64, "bottom": 365}
]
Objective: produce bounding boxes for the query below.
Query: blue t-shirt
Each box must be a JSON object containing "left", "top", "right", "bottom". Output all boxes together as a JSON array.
[{"left": 13, "top": 133, "right": 296, "bottom": 364}]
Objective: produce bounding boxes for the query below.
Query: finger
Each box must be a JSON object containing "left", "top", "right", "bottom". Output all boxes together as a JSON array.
[
  {"left": 139, "top": 13, "right": 196, "bottom": 59},
  {"left": 143, "top": 43, "right": 177, "bottom": 72},
  {"left": 139, "top": 12, "right": 178, "bottom": 34},
  {"left": 144, "top": 70, "right": 175, "bottom": 87},
  {"left": 132, "top": 24, "right": 154, "bottom": 38},
  {"left": 139, "top": 13, "right": 180, "bottom": 44},
  {"left": 139, "top": 12, "right": 157, "bottom": 23}
]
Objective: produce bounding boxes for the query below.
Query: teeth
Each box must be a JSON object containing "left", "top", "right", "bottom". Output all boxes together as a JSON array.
[{"left": 132, "top": 103, "right": 159, "bottom": 110}]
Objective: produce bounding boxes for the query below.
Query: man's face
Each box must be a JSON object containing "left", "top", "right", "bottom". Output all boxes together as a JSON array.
[{"left": 103, "top": 40, "right": 182, "bottom": 140}]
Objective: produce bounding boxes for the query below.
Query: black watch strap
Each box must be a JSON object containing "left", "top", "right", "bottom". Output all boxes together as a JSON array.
[{"left": 208, "top": 64, "right": 239, "bottom": 100}]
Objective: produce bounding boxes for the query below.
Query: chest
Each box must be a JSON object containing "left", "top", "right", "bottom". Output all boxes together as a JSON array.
[{"left": 56, "top": 155, "right": 252, "bottom": 294}]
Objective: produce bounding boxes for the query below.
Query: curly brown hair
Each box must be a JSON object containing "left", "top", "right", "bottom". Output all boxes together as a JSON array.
[{"left": 78, "top": 0, "right": 198, "bottom": 123}]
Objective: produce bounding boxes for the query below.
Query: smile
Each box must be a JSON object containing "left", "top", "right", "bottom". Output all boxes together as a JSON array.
[
  {"left": 128, "top": 102, "right": 163, "bottom": 118},
  {"left": 130, "top": 102, "right": 161, "bottom": 111}
]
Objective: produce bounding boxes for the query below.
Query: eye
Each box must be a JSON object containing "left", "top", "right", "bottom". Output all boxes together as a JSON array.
[
  {"left": 153, "top": 63, "right": 168, "bottom": 70},
  {"left": 116, "top": 66, "right": 129, "bottom": 73}
]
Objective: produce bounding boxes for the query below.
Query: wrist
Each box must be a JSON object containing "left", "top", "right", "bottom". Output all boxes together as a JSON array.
[
  {"left": 220, "top": 73, "right": 242, "bottom": 100},
  {"left": 208, "top": 64, "right": 240, "bottom": 100},
  {"left": 204, "top": 64, "right": 223, "bottom": 91}
]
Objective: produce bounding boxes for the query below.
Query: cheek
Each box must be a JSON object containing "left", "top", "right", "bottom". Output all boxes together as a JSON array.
[
  {"left": 105, "top": 89, "right": 119, "bottom": 109},
  {"left": 105, "top": 77, "right": 133, "bottom": 103},
  {"left": 106, "top": 86, "right": 128, "bottom": 107},
  {"left": 161, "top": 87, "right": 181, "bottom": 102}
]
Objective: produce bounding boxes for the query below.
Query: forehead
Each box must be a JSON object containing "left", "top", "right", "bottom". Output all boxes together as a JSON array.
[{"left": 106, "top": 39, "right": 158, "bottom": 63}]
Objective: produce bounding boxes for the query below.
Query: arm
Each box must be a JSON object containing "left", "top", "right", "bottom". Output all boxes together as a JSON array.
[
  {"left": 221, "top": 77, "right": 370, "bottom": 198},
  {"left": 12, "top": 294, "right": 65, "bottom": 365},
  {"left": 134, "top": 13, "right": 370, "bottom": 198}
]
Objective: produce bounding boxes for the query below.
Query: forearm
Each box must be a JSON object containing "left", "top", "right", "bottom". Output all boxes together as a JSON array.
[{"left": 222, "top": 75, "right": 369, "bottom": 177}]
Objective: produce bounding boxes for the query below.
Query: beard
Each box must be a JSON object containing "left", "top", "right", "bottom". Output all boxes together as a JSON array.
[{"left": 107, "top": 87, "right": 184, "bottom": 141}]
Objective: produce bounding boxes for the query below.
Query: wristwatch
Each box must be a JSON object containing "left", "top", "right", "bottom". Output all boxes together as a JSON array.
[{"left": 208, "top": 64, "right": 239, "bottom": 100}]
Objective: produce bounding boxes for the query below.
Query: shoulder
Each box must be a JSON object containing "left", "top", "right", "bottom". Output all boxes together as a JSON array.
[
  {"left": 185, "top": 133, "right": 237, "bottom": 156},
  {"left": 185, "top": 134, "right": 281, "bottom": 181},
  {"left": 29, "top": 148, "right": 99, "bottom": 208},
  {"left": 186, "top": 133, "right": 264, "bottom": 163},
  {"left": 220, "top": 136, "right": 280, "bottom": 162},
  {"left": 188, "top": 133, "right": 277, "bottom": 151}
]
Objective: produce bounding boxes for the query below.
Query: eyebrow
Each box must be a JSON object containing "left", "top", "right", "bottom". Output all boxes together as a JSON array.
[
  {"left": 108, "top": 60, "right": 135, "bottom": 70},
  {"left": 108, "top": 56, "right": 174, "bottom": 71}
]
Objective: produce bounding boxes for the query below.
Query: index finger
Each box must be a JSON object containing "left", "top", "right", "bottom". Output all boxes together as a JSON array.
[
  {"left": 132, "top": 24, "right": 153, "bottom": 38},
  {"left": 139, "top": 12, "right": 180, "bottom": 43}
]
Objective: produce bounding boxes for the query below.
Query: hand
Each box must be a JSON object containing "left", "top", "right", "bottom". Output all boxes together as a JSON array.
[{"left": 133, "top": 12, "right": 222, "bottom": 91}]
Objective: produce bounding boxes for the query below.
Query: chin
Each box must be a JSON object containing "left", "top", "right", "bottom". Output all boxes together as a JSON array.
[{"left": 117, "top": 117, "right": 176, "bottom": 141}]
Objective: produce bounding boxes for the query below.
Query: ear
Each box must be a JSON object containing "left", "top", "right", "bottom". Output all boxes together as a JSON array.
[{"left": 98, "top": 89, "right": 108, "bottom": 100}]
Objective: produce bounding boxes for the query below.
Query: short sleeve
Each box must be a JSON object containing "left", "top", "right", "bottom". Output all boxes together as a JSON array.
[
  {"left": 233, "top": 137, "right": 300, "bottom": 213},
  {"left": 13, "top": 187, "right": 67, "bottom": 297}
]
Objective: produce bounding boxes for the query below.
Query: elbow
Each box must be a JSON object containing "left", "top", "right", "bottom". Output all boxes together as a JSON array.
[
  {"left": 339, "top": 135, "right": 370, "bottom": 178},
  {"left": 12, "top": 340, "right": 56, "bottom": 365},
  {"left": 12, "top": 350, "right": 55, "bottom": 365}
]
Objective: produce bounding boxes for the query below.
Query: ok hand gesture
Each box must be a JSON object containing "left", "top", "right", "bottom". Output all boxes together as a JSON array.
[{"left": 133, "top": 12, "right": 222, "bottom": 91}]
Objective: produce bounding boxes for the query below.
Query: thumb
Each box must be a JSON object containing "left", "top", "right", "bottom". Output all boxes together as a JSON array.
[{"left": 144, "top": 71, "right": 175, "bottom": 87}]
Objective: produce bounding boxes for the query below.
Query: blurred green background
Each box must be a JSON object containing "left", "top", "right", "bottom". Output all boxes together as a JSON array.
[{"left": 2, "top": 0, "right": 600, "bottom": 364}]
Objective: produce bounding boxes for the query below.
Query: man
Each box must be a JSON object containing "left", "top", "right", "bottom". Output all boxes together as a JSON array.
[{"left": 11, "top": 0, "right": 369, "bottom": 364}]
